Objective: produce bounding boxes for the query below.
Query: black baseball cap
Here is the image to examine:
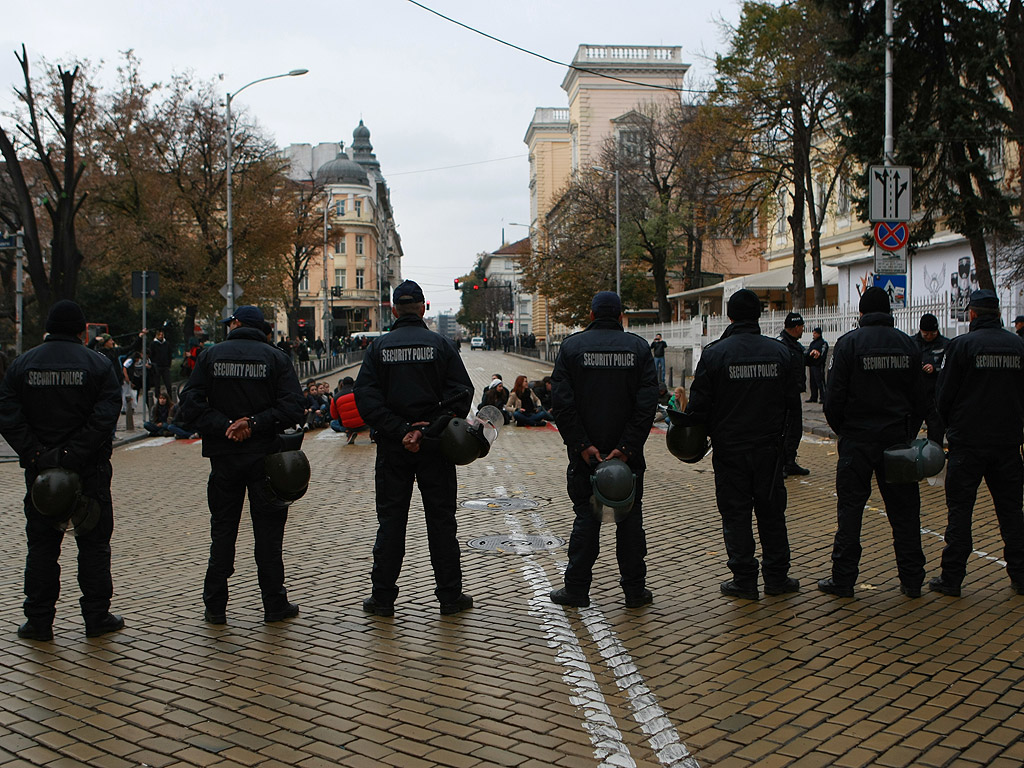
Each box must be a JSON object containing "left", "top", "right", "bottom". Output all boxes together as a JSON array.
[
  {"left": 591, "top": 291, "right": 622, "bottom": 318},
  {"left": 393, "top": 280, "right": 425, "bottom": 304},
  {"left": 223, "top": 305, "right": 265, "bottom": 327}
]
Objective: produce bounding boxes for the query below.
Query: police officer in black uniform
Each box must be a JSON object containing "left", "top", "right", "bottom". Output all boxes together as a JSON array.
[
  {"left": 913, "top": 313, "right": 948, "bottom": 445},
  {"left": 355, "top": 280, "right": 475, "bottom": 617},
  {"left": 549, "top": 291, "right": 659, "bottom": 608},
  {"left": 805, "top": 327, "right": 828, "bottom": 404},
  {"left": 930, "top": 289, "right": 1024, "bottom": 597},
  {"left": 178, "top": 305, "right": 305, "bottom": 625},
  {"left": 1013, "top": 315, "right": 1024, "bottom": 338},
  {"left": 0, "top": 300, "right": 124, "bottom": 640},
  {"left": 778, "top": 312, "right": 809, "bottom": 476},
  {"left": 685, "top": 289, "right": 799, "bottom": 600},
  {"left": 820, "top": 287, "right": 926, "bottom": 598}
]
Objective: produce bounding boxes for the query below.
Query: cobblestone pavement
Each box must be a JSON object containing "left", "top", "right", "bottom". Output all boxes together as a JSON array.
[{"left": 1, "top": 350, "right": 1022, "bottom": 767}]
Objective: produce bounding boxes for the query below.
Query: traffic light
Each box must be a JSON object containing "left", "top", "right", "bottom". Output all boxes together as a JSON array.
[
  {"left": 363, "top": 319, "right": 371, "bottom": 330},
  {"left": 454, "top": 278, "right": 461, "bottom": 290},
  {"left": 330, "top": 286, "right": 342, "bottom": 298},
  {"left": 472, "top": 284, "right": 480, "bottom": 290},
  {"left": 483, "top": 277, "right": 488, "bottom": 287},
  {"left": 508, "top": 321, "right": 513, "bottom": 330},
  {"left": 426, "top": 302, "right": 430, "bottom": 311}
]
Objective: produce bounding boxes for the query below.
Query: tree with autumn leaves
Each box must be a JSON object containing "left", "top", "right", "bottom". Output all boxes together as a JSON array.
[{"left": 0, "top": 47, "right": 309, "bottom": 344}]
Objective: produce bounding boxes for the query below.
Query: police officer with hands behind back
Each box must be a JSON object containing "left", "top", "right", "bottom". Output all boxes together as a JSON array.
[
  {"left": 930, "top": 289, "right": 1024, "bottom": 597},
  {"left": 914, "top": 313, "right": 948, "bottom": 446},
  {"left": 820, "top": 286, "right": 926, "bottom": 598},
  {"left": 685, "top": 289, "right": 799, "bottom": 600},
  {"left": 549, "top": 291, "right": 659, "bottom": 609},
  {"left": 355, "top": 280, "right": 475, "bottom": 617},
  {"left": 0, "top": 300, "right": 124, "bottom": 640},
  {"left": 178, "top": 305, "right": 305, "bottom": 625}
]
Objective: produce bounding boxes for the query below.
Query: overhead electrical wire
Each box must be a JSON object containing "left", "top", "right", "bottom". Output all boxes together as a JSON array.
[
  {"left": 403, "top": 0, "right": 715, "bottom": 96},
  {"left": 389, "top": 153, "right": 528, "bottom": 177}
]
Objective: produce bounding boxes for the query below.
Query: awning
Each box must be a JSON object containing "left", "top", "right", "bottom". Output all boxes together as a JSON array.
[{"left": 669, "top": 263, "right": 839, "bottom": 300}]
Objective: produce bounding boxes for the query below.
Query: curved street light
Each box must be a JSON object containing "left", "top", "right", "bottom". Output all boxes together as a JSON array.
[{"left": 225, "top": 68, "right": 308, "bottom": 318}]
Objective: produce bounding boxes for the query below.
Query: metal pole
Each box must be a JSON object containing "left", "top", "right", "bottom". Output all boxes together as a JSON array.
[
  {"left": 225, "top": 95, "right": 235, "bottom": 318},
  {"left": 15, "top": 232, "right": 23, "bottom": 355},
  {"left": 141, "top": 271, "right": 148, "bottom": 412},
  {"left": 614, "top": 169, "right": 621, "bottom": 296},
  {"left": 884, "top": 0, "right": 894, "bottom": 165},
  {"left": 323, "top": 191, "right": 332, "bottom": 343}
]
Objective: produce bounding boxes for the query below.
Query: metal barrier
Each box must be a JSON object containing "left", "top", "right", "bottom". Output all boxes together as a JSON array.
[{"left": 294, "top": 350, "right": 364, "bottom": 381}]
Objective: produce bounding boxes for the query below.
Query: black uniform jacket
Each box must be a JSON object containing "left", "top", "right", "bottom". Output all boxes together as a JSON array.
[
  {"left": 806, "top": 336, "right": 829, "bottom": 368},
  {"left": 824, "top": 312, "right": 923, "bottom": 444},
  {"left": 685, "top": 321, "right": 794, "bottom": 451},
  {"left": 149, "top": 336, "right": 172, "bottom": 368},
  {"left": 354, "top": 314, "right": 473, "bottom": 442},
  {"left": 936, "top": 314, "right": 1024, "bottom": 448},
  {"left": 178, "top": 327, "right": 305, "bottom": 457},
  {"left": 0, "top": 333, "right": 121, "bottom": 469},
  {"left": 778, "top": 330, "right": 807, "bottom": 392},
  {"left": 913, "top": 331, "right": 949, "bottom": 397},
  {"left": 550, "top": 317, "right": 658, "bottom": 463}
]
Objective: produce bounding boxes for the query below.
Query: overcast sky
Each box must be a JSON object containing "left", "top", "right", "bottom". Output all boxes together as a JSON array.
[{"left": 2, "top": 0, "right": 740, "bottom": 316}]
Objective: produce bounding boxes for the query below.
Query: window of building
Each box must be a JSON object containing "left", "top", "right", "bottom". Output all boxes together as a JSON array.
[
  {"left": 775, "top": 189, "right": 787, "bottom": 236},
  {"left": 356, "top": 268, "right": 365, "bottom": 290},
  {"left": 618, "top": 128, "right": 642, "bottom": 159},
  {"left": 299, "top": 269, "right": 309, "bottom": 292},
  {"left": 356, "top": 235, "right": 364, "bottom": 255},
  {"left": 334, "top": 238, "right": 345, "bottom": 254},
  {"left": 335, "top": 199, "right": 345, "bottom": 216},
  {"left": 335, "top": 269, "right": 346, "bottom": 289},
  {"left": 837, "top": 177, "right": 851, "bottom": 217},
  {"left": 354, "top": 199, "right": 362, "bottom": 217}
]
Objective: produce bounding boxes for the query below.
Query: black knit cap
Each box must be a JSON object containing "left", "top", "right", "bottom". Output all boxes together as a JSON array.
[
  {"left": 859, "top": 286, "right": 891, "bottom": 314},
  {"left": 919, "top": 313, "right": 939, "bottom": 332},
  {"left": 726, "top": 289, "right": 761, "bottom": 322},
  {"left": 968, "top": 289, "right": 999, "bottom": 310},
  {"left": 45, "top": 300, "right": 86, "bottom": 336}
]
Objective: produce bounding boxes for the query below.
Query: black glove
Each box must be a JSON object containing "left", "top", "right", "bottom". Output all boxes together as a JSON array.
[{"left": 36, "top": 448, "right": 61, "bottom": 470}]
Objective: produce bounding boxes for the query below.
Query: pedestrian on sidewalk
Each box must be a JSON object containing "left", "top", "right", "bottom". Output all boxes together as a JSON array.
[
  {"left": 355, "top": 280, "right": 475, "bottom": 617},
  {"left": 0, "top": 300, "right": 125, "bottom": 641},
  {"left": 819, "top": 287, "right": 926, "bottom": 599},
  {"left": 685, "top": 289, "right": 798, "bottom": 601},
  {"left": 149, "top": 327, "right": 174, "bottom": 402},
  {"left": 913, "top": 313, "right": 948, "bottom": 446},
  {"left": 805, "top": 327, "right": 828, "bottom": 404},
  {"left": 178, "top": 305, "right": 306, "bottom": 626},
  {"left": 650, "top": 334, "right": 668, "bottom": 384},
  {"left": 930, "top": 290, "right": 1024, "bottom": 597},
  {"left": 549, "top": 291, "right": 658, "bottom": 609},
  {"left": 778, "top": 312, "right": 810, "bottom": 477}
]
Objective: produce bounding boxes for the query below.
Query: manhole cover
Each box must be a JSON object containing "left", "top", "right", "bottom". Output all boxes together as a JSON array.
[
  {"left": 467, "top": 534, "right": 564, "bottom": 553},
  {"left": 461, "top": 498, "right": 540, "bottom": 511}
]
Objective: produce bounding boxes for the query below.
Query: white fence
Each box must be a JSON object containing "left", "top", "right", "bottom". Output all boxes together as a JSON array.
[{"left": 630, "top": 292, "right": 1024, "bottom": 379}]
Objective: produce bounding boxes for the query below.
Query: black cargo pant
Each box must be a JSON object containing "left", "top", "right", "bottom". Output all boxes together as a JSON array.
[
  {"left": 808, "top": 366, "right": 826, "bottom": 402},
  {"left": 204, "top": 453, "right": 290, "bottom": 614},
  {"left": 563, "top": 458, "right": 647, "bottom": 598},
  {"left": 783, "top": 401, "right": 802, "bottom": 466},
  {"left": 370, "top": 441, "right": 462, "bottom": 604},
  {"left": 712, "top": 446, "right": 790, "bottom": 588},
  {"left": 22, "top": 461, "right": 114, "bottom": 624},
  {"left": 831, "top": 438, "right": 925, "bottom": 589},
  {"left": 939, "top": 445, "right": 1024, "bottom": 587}
]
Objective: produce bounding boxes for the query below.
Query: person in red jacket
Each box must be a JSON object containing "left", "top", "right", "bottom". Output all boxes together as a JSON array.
[{"left": 330, "top": 376, "right": 366, "bottom": 444}]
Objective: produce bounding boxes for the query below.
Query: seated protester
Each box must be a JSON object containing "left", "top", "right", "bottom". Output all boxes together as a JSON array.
[
  {"left": 480, "top": 379, "right": 512, "bottom": 424},
  {"left": 143, "top": 393, "right": 193, "bottom": 438},
  {"left": 301, "top": 382, "right": 320, "bottom": 430},
  {"left": 330, "top": 376, "right": 368, "bottom": 444},
  {"left": 506, "top": 374, "right": 552, "bottom": 427},
  {"left": 537, "top": 376, "right": 557, "bottom": 422},
  {"left": 654, "top": 381, "right": 671, "bottom": 423},
  {"left": 668, "top": 385, "right": 687, "bottom": 412}
]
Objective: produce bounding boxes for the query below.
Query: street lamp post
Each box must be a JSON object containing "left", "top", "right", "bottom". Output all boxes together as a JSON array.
[
  {"left": 225, "top": 68, "right": 308, "bottom": 319},
  {"left": 592, "top": 165, "right": 621, "bottom": 296},
  {"left": 323, "top": 190, "right": 334, "bottom": 345}
]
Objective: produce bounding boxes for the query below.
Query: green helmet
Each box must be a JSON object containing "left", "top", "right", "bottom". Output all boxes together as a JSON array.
[
  {"left": 265, "top": 450, "right": 311, "bottom": 502},
  {"left": 440, "top": 418, "right": 485, "bottom": 465},
  {"left": 665, "top": 409, "right": 710, "bottom": 463},
  {"left": 883, "top": 438, "right": 946, "bottom": 484},
  {"left": 31, "top": 468, "right": 82, "bottom": 521},
  {"left": 590, "top": 458, "right": 636, "bottom": 522}
]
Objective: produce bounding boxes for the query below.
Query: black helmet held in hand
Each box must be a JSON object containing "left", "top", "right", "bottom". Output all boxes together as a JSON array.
[
  {"left": 590, "top": 458, "right": 636, "bottom": 522},
  {"left": 883, "top": 438, "right": 945, "bottom": 484},
  {"left": 665, "top": 409, "right": 710, "bottom": 463},
  {"left": 265, "top": 449, "right": 311, "bottom": 502}
]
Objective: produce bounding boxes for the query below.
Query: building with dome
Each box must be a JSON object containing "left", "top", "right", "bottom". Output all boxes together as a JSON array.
[{"left": 281, "top": 121, "right": 402, "bottom": 341}]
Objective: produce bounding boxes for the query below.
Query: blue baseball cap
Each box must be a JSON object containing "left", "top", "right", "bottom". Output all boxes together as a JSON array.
[
  {"left": 223, "top": 305, "right": 265, "bottom": 327},
  {"left": 969, "top": 289, "right": 999, "bottom": 310}
]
